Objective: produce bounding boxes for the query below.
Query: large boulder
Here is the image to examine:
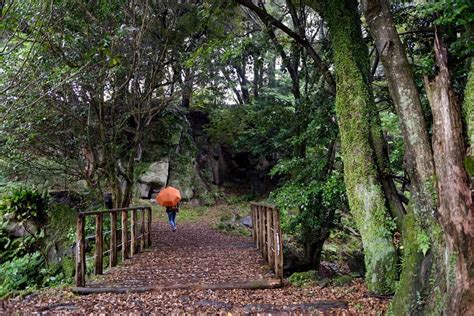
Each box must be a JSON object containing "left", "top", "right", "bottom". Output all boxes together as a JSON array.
[{"left": 137, "top": 159, "right": 169, "bottom": 198}]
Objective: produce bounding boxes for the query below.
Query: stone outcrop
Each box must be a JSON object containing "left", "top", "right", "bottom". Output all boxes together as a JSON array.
[{"left": 137, "top": 159, "right": 169, "bottom": 198}]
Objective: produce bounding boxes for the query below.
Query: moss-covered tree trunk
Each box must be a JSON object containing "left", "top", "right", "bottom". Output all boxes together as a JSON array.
[
  {"left": 322, "top": 0, "right": 397, "bottom": 294},
  {"left": 361, "top": 0, "right": 449, "bottom": 313},
  {"left": 465, "top": 59, "right": 474, "bottom": 176}
]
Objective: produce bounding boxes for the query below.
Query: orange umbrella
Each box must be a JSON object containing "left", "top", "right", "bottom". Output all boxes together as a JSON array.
[{"left": 156, "top": 186, "right": 181, "bottom": 207}]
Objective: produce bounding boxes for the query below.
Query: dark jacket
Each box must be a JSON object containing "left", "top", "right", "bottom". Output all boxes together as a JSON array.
[{"left": 166, "top": 206, "right": 179, "bottom": 213}]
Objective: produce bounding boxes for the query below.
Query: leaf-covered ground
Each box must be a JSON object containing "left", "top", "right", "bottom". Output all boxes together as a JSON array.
[{"left": 1, "top": 204, "right": 389, "bottom": 314}]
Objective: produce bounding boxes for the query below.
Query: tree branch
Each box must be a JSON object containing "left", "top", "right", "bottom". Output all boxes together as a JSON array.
[{"left": 235, "top": 0, "right": 336, "bottom": 96}]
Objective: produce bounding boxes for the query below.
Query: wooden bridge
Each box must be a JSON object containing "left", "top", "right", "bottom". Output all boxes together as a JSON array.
[{"left": 73, "top": 203, "right": 283, "bottom": 294}]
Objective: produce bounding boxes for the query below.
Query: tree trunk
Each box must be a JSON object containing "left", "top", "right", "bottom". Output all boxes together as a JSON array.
[
  {"left": 268, "top": 53, "right": 276, "bottom": 88},
  {"left": 424, "top": 29, "right": 474, "bottom": 315},
  {"left": 361, "top": 0, "right": 437, "bottom": 218},
  {"left": 464, "top": 59, "right": 474, "bottom": 177},
  {"left": 321, "top": 0, "right": 397, "bottom": 294},
  {"left": 360, "top": 1, "right": 449, "bottom": 312}
]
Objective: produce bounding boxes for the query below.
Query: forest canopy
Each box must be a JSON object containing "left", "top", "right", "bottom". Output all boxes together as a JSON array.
[{"left": 1, "top": 0, "right": 473, "bottom": 314}]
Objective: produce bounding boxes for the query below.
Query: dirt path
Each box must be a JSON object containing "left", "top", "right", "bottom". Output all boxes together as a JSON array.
[
  {"left": 87, "top": 221, "right": 273, "bottom": 289},
  {"left": 2, "top": 218, "right": 389, "bottom": 314}
]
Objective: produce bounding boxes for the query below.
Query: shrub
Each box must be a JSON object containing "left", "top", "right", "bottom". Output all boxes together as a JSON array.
[
  {"left": 0, "top": 187, "right": 48, "bottom": 226},
  {"left": 288, "top": 270, "right": 318, "bottom": 287},
  {"left": 0, "top": 252, "right": 43, "bottom": 298}
]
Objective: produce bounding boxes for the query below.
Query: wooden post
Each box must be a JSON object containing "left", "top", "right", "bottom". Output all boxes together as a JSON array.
[
  {"left": 131, "top": 209, "right": 137, "bottom": 256},
  {"left": 260, "top": 205, "right": 265, "bottom": 257},
  {"left": 264, "top": 206, "right": 269, "bottom": 260},
  {"left": 255, "top": 206, "right": 259, "bottom": 249},
  {"left": 110, "top": 211, "right": 117, "bottom": 267},
  {"left": 267, "top": 207, "right": 275, "bottom": 270},
  {"left": 75, "top": 213, "right": 86, "bottom": 287},
  {"left": 147, "top": 207, "right": 152, "bottom": 246},
  {"left": 122, "top": 210, "right": 129, "bottom": 259},
  {"left": 95, "top": 213, "right": 104, "bottom": 275},
  {"left": 140, "top": 208, "right": 145, "bottom": 251},
  {"left": 260, "top": 205, "right": 266, "bottom": 258},
  {"left": 273, "top": 207, "right": 283, "bottom": 280},
  {"left": 256, "top": 206, "right": 259, "bottom": 250},
  {"left": 251, "top": 204, "right": 256, "bottom": 243}
]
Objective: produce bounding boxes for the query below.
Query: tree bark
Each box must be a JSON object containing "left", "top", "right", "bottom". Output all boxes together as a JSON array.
[
  {"left": 360, "top": 1, "right": 448, "bottom": 312},
  {"left": 424, "top": 28, "right": 474, "bottom": 315},
  {"left": 320, "top": 0, "right": 398, "bottom": 294},
  {"left": 464, "top": 59, "right": 474, "bottom": 177},
  {"left": 361, "top": 0, "right": 436, "bottom": 219}
]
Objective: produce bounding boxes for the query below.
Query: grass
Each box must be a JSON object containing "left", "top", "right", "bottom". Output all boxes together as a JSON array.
[{"left": 132, "top": 198, "right": 253, "bottom": 239}]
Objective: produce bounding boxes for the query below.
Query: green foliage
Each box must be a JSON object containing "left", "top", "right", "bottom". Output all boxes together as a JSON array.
[
  {"left": 215, "top": 222, "right": 251, "bottom": 237},
  {"left": 416, "top": 230, "right": 431, "bottom": 256},
  {"left": 288, "top": 270, "right": 317, "bottom": 287},
  {"left": 0, "top": 252, "right": 73, "bottom": 298},
  {"left": 423, "top": 0, "right": 474, "bottom": 58},
  {"left": 332, "top": 274, "right": 353, "bottom": 286},
  {"left": 0, "top": 226, "right": 37, "bottom": 263},
  {"left": 0, "top": 252, "right": 43, "bottom": 298},
  {"left": 0, "top": 187, "right": 48, "bottom": 225}
]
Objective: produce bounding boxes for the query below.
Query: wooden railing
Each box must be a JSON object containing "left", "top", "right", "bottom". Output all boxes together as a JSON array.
[
  {"left": 250, "top": 202, "right": 283, "bottom": 280},
  {"left": 75, "top": 206, "right": 152, "bottom": 287}
]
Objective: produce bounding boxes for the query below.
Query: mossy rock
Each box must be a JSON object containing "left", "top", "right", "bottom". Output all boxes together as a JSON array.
[
  {"left": 288, "top": 270, "right": 318, "bottom": 288},
  {"left": 332, "top": 274, "right": 353, "bottom": 286}
]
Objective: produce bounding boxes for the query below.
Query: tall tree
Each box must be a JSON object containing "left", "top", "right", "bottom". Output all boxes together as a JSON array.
[
  {"left": 236, "top": 0, "right": 399, "bottom": 293},
  {"left": 361, "top": 0, "right": 445, "bottom": 312}
]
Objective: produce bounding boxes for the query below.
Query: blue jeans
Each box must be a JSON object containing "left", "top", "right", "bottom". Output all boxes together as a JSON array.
[{"left": 167, "top": 211, "right": 177, "bottom": 230}]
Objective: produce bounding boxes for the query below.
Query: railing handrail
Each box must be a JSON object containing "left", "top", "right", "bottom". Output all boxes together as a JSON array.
[
  {"left": 250, "top": 202, "right": 278, "bottom": 209},
  {"left": 250, "top": 202, "right": 283, "bottom": 281},
  {"left": 75, "top": 205, "right": 153, "bottom": 287},
  {"left": 78, "top": 205, "right": 151, "bottom": 216}
]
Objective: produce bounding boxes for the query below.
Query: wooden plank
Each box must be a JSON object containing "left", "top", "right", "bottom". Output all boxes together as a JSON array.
[
  {"left": 260, "top": 205, "right": 265, "bottom": 257},
  {"left": 267, "top": 207, "right": 275, "bottom": 270},
  {"left": 273, "top": 207, "right": 284, "bottom": 280},
  {"left": 250, "top": 202, "right": 278, "bottom": 209},
  {"left": 140, "top": 209, "right": 145, "bottom": 251},
  {"left": 131, "top": 209, "right": 137, "bottom": 256},
  {"left": 252, "top": 206, "right": 260, "bottom": 249},
  {"left": 75, "top": 214, "right": 86, "bottom": 287},
  {"left": 262, "top": 206, "right": 268, "bottom": 260},
  {"left": 121, "top": 210, "right": 129, "bottom": 259},
  {"left": 251, "top": 204, "right": 256, "bottom": 243},
  {"left": 110, "top": 211, "right": 117, "bottom": 267},
  {"left": 95, "top": 213, "right": 103, "bottom": 275},
  {"left": 72, "top": 278, "right": 283, "bottom": 294},
  {"left": 257, "top": 205, "right": 262, "bottom": 252},
  {"left": 79, "top": 206, "right": 149, "bottom": 216},
  {"left": 147, "top": 208, "right": 152, "bottom": 246}
]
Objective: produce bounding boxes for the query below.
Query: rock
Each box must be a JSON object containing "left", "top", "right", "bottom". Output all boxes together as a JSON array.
[
  {"left": 139, "top": 159, "right": 169, "bottom": 188},
  {"left": 240, "top": 215, "right": 252, "bottom": 228},
  {"left": 137, "top": 183, "right": 151, "bottom": 199},
  {"left": 5, "top": 221, "right": 28, "bottom": 237},
  {"left": 332, "top": 274, "right": 353, "bottom": 286},
  {"left": 3, "top": 214, "right": 38, "bottom": 237},
  {"left": 49, "top": 191, "right": 83, "bottom": 209},
  {"left": 103, "top": 192, "right": 113, "bottom": 209},
  {"left": 196, "top": 300, "right": 233, "bottom": 309},
  {"left": 347, "top": 251, "right": 365, "bottom": 276},
  {"left": 189, "top": 199, "right": 201, "bottom": 207}
]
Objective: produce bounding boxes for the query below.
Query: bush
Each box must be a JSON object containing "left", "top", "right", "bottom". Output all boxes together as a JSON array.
[
  {"left": 0, "top": 187, "right": 48, "bottom": 225},
  {"left": 288, "top": 270, "right": 318, "bottom": 287},
  {"left": 0, "top": 252, "right": 43, "bottom": 298}
]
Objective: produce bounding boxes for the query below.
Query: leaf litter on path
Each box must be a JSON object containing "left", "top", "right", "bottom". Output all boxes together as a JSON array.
[{"left": 3, "top": 218, "right": 388, "bottom": 314}]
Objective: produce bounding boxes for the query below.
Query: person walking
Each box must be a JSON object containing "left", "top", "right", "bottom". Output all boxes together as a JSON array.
[
  {"left": 156, "top": 186, "right": 181, "bottom": 232},
  {"left": 166, "top": 204, "right": 179, "bottom": 232}
]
